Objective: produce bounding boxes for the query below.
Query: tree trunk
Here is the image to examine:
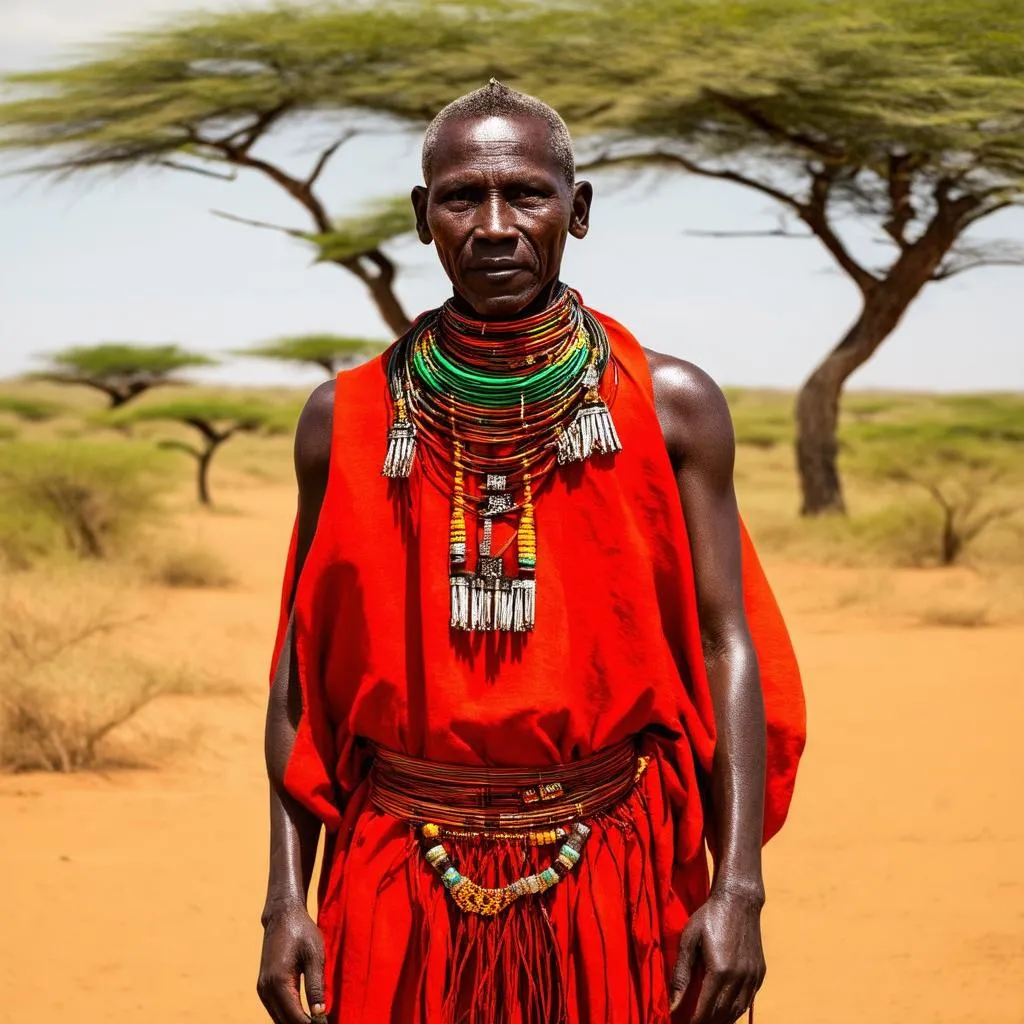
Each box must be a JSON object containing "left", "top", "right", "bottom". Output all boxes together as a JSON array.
[
  {"left": 795, "top": 224, "right": 960, "bottom": 516},
  {"left": 940, "top": 509, "right": 961, "bottom": 566},
  {"left": 197, "top": 443, "right": 218, "bottom": 506},
  {"left": 365, "top": 273, "right": 413, "bottom": 337}
]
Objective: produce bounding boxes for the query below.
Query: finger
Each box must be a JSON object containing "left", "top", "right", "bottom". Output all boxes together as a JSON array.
[
  {"left": 271, "top": 972, "right": 311, "bottom": 1024},
  {"left": 709, "top": 977, "right": 741, "bottom": 1024},
  {"left": 690, "top": 963, "right": 724, "bottom": 1024},
  {"left": 669, "top": 921, "right": 702, "bottom": 1012},
  {"left": 303, "top": 939, "right": 327, "bottom": 1020},
  {"left": 733, "top": 977, "right": 757, "bottom": 1023}
]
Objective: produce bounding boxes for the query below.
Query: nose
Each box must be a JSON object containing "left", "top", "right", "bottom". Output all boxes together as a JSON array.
[{"left": 473, "top": 192, "right": 517, "bottom": 243}]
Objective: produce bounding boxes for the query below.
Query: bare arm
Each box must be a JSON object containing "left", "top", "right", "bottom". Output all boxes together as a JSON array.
[
  {"left": 257, "top": 379, "right": 335, "bottom": 1024},
  {"left": 647, "top": 350, "right": 767, "bottom": 1024}
]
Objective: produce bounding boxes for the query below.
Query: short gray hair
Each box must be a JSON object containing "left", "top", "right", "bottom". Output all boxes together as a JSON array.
[{"left": 421, "top": 79, "right": 575, "bottom": 188}]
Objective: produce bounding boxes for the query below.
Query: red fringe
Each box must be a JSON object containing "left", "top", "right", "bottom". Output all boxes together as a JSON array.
[{"left": 418, "top": 793, "right": 656, "bottom": 1024}]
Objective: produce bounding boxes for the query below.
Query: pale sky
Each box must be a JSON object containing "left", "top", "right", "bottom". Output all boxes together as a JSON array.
[{"left": 1, "top": 0, "right": 1022, "bottom": 392}]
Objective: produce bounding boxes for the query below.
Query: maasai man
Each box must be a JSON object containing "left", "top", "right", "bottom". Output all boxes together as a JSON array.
[{"left": 258, "top": 81, "right": 805, "bottom": 1024}]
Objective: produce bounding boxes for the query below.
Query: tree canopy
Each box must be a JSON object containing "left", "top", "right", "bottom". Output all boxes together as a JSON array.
[
  {"left": 3, "top": 0, "right": 1021, "bottom": 510},
  {"left": 36, "top": 343, "right": 216, "bottom": 408},
  {"left": 0, "top": 3, "right": 498, "bottom": 334},
  {"left": 112, "top": 397, "right": 287, "bottom": 504},
  {"left": 240, "top": 334, "right": 388, "bottom": 375}
]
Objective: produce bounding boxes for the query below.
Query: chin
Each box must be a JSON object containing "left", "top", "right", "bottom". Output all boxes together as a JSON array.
[{"left": 458, "top": 281, "right": 545, "bottom": 319}]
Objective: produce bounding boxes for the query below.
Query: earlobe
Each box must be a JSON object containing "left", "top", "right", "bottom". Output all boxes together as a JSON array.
[
  {"left": 411, "top": 186, "right": 433, "bottom": 245},
  {"left": 570, "top": 180, "right": 593, "bottom": 240}
]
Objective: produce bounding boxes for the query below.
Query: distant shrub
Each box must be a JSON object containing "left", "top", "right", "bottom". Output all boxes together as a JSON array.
[
  {"left": 0, "top": 395, "right": 62, "bottom": 423},
  {"left": 917, "top": 602, "right": 992, "bottom": 629},
  {"left": 0, "top": 587, "right": 235, "bottom": 772},
  {"left": 0, "top": 441, "right": 170, "bottom": 564},
  {"left": 149, "top": 545, "right": 235, "bottom": 589},
  {"left": 853, "top": 501, "right": 947, "bottom": 568}
]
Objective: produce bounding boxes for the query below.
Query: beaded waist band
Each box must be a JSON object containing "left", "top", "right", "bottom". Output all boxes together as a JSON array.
[
  {"left": 368, "top": 737, "right": 641, "bottom": 833},
  {"left": 368, "top": 740, "right": 647, "bottom": 917}
]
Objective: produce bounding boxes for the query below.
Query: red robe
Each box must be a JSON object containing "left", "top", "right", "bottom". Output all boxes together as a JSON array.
[{"left": 270, "top": 309, "right": 806, "bottom": 1023}]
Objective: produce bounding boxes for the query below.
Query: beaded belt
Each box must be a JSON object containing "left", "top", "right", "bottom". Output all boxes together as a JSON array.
[{"left": 368, "top": 739, "right": 647, "bottom": 916}]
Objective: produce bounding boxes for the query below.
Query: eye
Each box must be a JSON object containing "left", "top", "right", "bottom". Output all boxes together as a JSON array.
[
  {"left": 440, "top": 186, "right": 478, "bottom": 206},
  {"left": 512, "top": 186, "right": 549, "bottom": 203}
]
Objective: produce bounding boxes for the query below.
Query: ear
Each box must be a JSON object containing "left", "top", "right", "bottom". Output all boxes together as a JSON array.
[
  {"left": 569, "top": 180, "right": 593, "bottom": 240},
  {"left": 411, "top": 186, "right": 432, "bottom": 244}
]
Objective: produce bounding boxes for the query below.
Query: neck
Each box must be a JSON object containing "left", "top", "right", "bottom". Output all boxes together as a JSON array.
[{"left": 451, "top": 278, "right": 564, "bottom": 323}]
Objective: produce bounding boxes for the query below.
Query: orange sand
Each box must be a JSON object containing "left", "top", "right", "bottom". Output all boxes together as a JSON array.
[{"left": 1, "top": 482, "right": 1022, "bottom": 1023}]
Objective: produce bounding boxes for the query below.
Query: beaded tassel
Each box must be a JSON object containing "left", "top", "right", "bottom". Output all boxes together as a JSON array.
[
  {"left": 513, "top": 472, "right": 537, "bottom": 632},
  {"left": 449, "top": 444, "right": 471, "bottom": 629},
  {"left": 382, "top": 394, "right": 417, "bottom": 478},
  {"left": 557, "top": 358, "right": 622, "bottom": 466}
]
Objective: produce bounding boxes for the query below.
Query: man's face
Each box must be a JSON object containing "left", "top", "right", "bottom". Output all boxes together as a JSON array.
[{"left": 412, "top": 114, "right": 592, "bottom": 318}]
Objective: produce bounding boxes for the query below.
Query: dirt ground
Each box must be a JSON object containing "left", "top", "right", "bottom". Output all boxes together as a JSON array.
[{"left": 1, "top": 479, "right": 1022, "bottom": 1024}]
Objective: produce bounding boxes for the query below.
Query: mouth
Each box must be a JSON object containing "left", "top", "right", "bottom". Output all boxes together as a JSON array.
[{"left": 468, "top": 264, "right": 530, "bottom": 281}]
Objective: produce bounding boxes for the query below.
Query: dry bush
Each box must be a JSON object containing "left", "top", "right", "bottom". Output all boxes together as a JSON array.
[
  {"left": 0, "top": 441, "right": 171, "bottom": 567},
  {"left": 148, "top": 545, "right": 236, "bottom": 589},
  {"left": 0, "top": 585, "right": 233, "bottom": 773},
  {"left": 916, "top": 602, "right": 992, "bottom": 629}
]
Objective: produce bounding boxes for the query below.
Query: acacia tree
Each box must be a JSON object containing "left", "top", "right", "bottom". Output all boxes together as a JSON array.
[
  {"left": 239, "top": 334, "right": 388, "bottom": 376},
  {"left": 0, "top": 6, "right": 489, "bottom": 335},
  {"left": 516, "top": 0, "right": 1024, "bottom": 513},
  {"left": 114, "top": 399, "right": 285, "bottom": 506},
  {"left": 5, "top": 1, "right": 1022, "bottom": 512},
  {"left": 36, "top": 344, "right": 215, "bottom": 408}
]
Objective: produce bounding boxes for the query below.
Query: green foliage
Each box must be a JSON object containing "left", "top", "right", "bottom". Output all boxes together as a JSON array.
[
  {"left": 0, "top": 442, "right": 170, "bottom": 565},
  {"left": 44, "top": 344, "right": 215, "bottom": 377},
  {"left": 0, "top": 5, "right": 484, "bottom": 171},
  {"left": 112, "top": 396, "right": 291, "bottom": 505},
  {"left": 0, "top": 395, "right": 62, "bottom": 423},
  {"left": 308, "top": 196, "right": 417, "bottom": 264},
  {"left": 113, "top": 397, "right": 285, "bottom": 433},
  {"left": 240, "top": 333, "right": 388, "bottom": 372}
]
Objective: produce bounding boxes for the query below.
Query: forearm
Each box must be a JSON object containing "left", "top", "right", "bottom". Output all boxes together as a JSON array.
[
  {"left": 263, "top": 778, "right": 322, "bottom": 923},
  {"left": 705, "top": 630, "right": 767, "bottom": 900},
  {"left": 262, "top": 628, "right": 323, "bottom": 922}
]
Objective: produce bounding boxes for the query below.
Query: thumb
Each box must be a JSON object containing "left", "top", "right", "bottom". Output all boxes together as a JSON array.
[
  {"left": 303, "top": 938, "right": 327, "bottom": 1021},
  {"left": 669, "top": 917, "right": 702, "bottom": 1013}
]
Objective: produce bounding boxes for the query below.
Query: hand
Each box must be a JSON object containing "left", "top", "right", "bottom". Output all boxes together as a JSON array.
[
  {"left": 257, "top": 901, "right": 327, "bottom": 1024},
  {"left": 669, "top": 887, "right": 766, "bottom": 1023}
]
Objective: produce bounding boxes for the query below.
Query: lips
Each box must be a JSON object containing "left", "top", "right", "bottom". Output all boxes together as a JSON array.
[{"left": 469, "top": 263, "right": 529, "bottom": 277}]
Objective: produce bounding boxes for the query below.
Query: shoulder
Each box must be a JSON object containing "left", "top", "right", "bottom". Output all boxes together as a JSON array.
[
  {"left": 642, "top": 347, "right": 734, "bottom": 470},
  {"left": 294, "top": 378, "right": 336, "bottom": 486}
]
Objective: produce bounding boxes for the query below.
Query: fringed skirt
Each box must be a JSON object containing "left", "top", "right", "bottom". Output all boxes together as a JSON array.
[{"left": 316, "top": 737, "right": 703, "bottom": 1024}]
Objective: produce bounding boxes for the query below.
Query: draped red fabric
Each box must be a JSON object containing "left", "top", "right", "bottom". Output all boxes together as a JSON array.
[{"left": 268, "top": 309, "right": 806, "bottom": 1023}]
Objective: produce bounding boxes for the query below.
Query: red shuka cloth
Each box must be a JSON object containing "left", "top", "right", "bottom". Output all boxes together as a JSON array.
[{"left": 270, "top": 310, "right": 806, "bottom": 1024}]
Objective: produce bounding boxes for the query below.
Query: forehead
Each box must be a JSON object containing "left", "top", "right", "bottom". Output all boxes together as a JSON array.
[{"left": 427, "top": 114, "right": 564, "bottom": 185}]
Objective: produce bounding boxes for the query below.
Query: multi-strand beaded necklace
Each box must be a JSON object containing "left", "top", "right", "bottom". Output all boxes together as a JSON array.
[{"left": 383, "top": 285, "right": 622, "bottom": 633}]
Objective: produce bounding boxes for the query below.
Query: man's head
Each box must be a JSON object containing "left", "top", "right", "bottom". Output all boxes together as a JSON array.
[{"left": 412, "top": 80, "right": 592, "bottom": 318}]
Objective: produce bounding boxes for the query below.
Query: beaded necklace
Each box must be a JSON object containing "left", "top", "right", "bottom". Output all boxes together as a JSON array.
[{"left": 383, "top": 284, "right": 622, "bottom": 633}]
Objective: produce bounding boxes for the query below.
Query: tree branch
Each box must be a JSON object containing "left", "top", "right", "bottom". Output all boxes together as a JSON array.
[
  {"left": 211, "top": 103, "right": 292, "bottom": 154},
  {"left": 156, "top": 159, "right": 237, "bottom": 181},
  {"left": 932, "top": 257, "right": 1024, "bottom": 281},
  {"left": 799, "top": 166, "right": 879, "bottom": 294},
  {"left": 684, "top": 226, "right": 813, "bottom": 240},
  {"left": 881, "top": 152, "right": 921, "bottom": 248},
  {"left": 577, "top": 150, "right": 803, "bottom": 211},
  {"left": 360, "top": 249, "right": 397, "bottom": 285},
  {"left": 702, "top": 90, "right": 846, "bottom": 162},
  {"left": 211, "top": 209, "right": 310, "bottom": 242},
  {"left": 304, "top": 132, "right": 355, "bottom": 190}
]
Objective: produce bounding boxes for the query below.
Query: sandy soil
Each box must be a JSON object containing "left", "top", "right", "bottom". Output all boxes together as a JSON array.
[{"left": 1, "top": 481, "right": 1022, "bottom": 1024}]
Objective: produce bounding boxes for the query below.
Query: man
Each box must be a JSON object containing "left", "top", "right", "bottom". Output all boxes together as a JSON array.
[{"left": 258, "top": 81, "right": 804, "bottom": 1024}]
